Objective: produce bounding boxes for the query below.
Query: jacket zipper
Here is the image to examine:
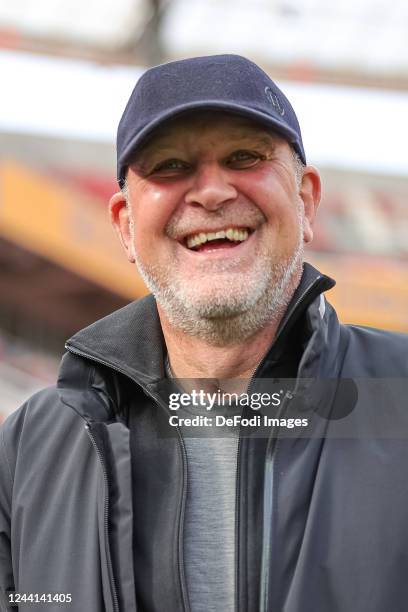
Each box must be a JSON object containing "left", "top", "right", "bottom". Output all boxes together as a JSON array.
[
  {"left": 244, "top": 276, "right": 323, "bottom": 612},
  {"left": 85, "top": 423, "right": 120, "bottom": 612},
  {"left": 234, "top": 429, "right": 243, "bottom": 612},
  {"left": 258, "top": 393, "right": 292, "bottom": 612},
  {"left": 143, "top": 388, "right": 191, "bottom": 612},
  {"left": 64, "top": 346, "right": 190, "bottom": 612}
]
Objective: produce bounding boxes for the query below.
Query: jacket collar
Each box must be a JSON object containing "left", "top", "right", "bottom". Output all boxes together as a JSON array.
[
  {"left": 64, "top": 292, "right": 166, "bottom": 386},
  {"left": 59, "top": 262, "right": 336, "bottom": 417}
]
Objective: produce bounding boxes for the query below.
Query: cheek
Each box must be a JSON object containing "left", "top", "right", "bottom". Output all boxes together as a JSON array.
[
  {"left": 131, "top": 194, "right": 178, "bottom": 260},
  {"left": 133, "top": 187, "right": 176, "bottom": 236},
  {"left": 237, "top": 167, "right": 291, "bottom": 209},
  {"left": 239, "top": 174, "right": 302, "bottom": 246},
  {"left": 241, "top": 179, "right": 295, "bottom": 226},
  {"left": 133, "top": 218, "right": 162, "bottom": 265}
]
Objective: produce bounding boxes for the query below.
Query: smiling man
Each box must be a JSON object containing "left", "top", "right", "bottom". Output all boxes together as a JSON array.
[
  {"left": 110, "top": 110, "right": 319, "bottom": 370},
  {"left": 1, "top": 54, "right": 408, "bottom": 612}
]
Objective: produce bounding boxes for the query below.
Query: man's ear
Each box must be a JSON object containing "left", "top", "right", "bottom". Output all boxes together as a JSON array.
[
  {"left": 109, "top": 191, "right": 136, "bottom": 263},
  {"left": 299, "top": 166, "right": 321, "bottom": 244}
]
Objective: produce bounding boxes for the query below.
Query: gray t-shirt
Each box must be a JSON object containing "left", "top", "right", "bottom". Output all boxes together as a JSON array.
[{"left": 165, "top": 358, "right": 241, "bottom": 612}]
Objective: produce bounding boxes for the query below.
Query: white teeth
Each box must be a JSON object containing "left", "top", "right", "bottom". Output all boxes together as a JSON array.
[{"left": 186, "top": 227, "right": 249, "bottom": 249}]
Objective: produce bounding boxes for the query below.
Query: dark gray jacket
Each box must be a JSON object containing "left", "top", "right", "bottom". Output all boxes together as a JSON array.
[{"left": 1, "top": 264, "right": 408, "bottom": 612}]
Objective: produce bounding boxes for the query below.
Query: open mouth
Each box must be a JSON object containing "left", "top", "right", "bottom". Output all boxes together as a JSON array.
[{"left": 183, "top": 227, "right": 253, "bottom": 252}]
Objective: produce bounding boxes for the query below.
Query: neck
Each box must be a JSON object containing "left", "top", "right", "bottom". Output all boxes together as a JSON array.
[{"left": 159, "top": 306, "right": 280, "bottom": 382}]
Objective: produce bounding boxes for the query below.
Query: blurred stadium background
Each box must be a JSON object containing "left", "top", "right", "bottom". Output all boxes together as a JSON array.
[{"left": 1, "top": 0, "right": 407, "bottom": 420}]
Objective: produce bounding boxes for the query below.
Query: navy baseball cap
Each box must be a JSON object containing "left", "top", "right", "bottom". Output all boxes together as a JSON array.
[{"left": 117, "top": 54, "right": 306, "bottom": 187}]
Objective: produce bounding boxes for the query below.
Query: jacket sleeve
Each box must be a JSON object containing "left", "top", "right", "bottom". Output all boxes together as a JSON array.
[{"left": 0, "top": 421, "right": 14, "bottom": 608}]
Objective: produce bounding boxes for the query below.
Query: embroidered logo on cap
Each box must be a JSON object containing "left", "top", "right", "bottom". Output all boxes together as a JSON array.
[{"left": 265, "top": 87, "right": 285, "bottom": 116}]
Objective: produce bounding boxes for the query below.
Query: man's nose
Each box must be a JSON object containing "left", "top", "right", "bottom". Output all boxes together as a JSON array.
[{"left": 184, "top": 162, "right": 237, "bottom": 210}]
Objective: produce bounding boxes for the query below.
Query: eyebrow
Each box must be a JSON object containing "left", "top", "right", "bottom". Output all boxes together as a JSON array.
[
  {"left": 132, "top": 130, "right": 280, "bottom": 170},
  {"left": 130, "top": 147, "right": 177, "bottom": 175}
]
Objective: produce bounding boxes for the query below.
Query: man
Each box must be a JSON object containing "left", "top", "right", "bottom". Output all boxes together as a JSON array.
[{"left": 1, "top": 54, "right": 408, "bottom": 612}]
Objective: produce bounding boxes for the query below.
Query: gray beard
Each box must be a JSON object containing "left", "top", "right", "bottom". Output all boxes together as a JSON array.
[{"left": 133, "top": 239, "right": 304, "bottom": 347}]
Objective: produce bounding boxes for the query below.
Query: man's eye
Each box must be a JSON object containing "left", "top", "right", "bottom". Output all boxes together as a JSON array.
[
  {"left": 226, "top": 151, "right": 264, "bottom": 168},
  {"left": 151, "top": 159, "right": 190, "bottom": 176}
]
